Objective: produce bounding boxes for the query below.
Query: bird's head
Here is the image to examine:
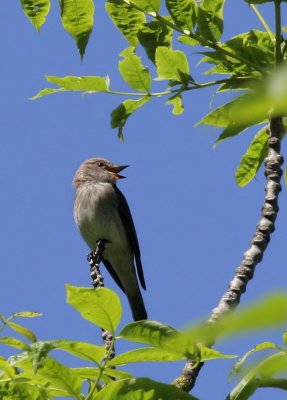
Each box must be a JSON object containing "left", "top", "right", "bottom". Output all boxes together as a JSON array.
[{"left": 73, "top": 158, "right": 129, "bottom": 187}]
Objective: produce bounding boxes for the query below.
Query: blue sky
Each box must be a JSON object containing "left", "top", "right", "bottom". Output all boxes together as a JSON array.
[{"left": 1, "top": 2, "right": 287, "bottom": 399}]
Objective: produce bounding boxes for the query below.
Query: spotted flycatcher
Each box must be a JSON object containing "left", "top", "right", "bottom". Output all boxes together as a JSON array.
[{"left": 73, "top": 158, "right": 147, "bottom": 321}]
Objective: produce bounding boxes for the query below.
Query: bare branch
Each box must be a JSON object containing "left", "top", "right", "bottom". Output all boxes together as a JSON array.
[{"left": 173, "top": 117, "right": 285, "bottom": 392}]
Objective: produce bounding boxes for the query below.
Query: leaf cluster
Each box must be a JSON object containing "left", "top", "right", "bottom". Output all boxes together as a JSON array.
[
  {"left": 1, "top": 287, "right": 287, "bottom": 399},
  {"left": 21, "top": 0, "right": 287, "bottom": 186}
]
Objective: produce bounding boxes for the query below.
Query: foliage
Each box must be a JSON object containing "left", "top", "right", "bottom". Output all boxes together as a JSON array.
[
  {"left": 228, "top": 335, "right": 287, "bottom": 399},
  {"left": 20, "top": 0, "right": 287, "bottom": 185},
  {"left": 2, "top": 287, "right": 287, "bottom": 399}
]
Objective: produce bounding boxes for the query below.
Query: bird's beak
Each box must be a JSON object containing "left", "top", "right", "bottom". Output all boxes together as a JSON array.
[{"left": 108, "top": 165, "right": 129, "bottom": 180}]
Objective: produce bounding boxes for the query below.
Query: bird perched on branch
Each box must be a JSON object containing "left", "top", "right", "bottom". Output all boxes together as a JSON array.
[{"left": 73, "top": 157, "right": 147, "bottom": 321}]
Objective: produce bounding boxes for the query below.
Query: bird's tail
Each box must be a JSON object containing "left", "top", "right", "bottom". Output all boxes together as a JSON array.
[{"left": 128, "top": 290, "right": 147, "bottom": 321}]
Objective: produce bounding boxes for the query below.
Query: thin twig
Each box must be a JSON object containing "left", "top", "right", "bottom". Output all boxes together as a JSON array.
[
  {"left": 173, "top": 117, "right": 285, "bottom": 392},
  {"left": 88, "top": 240, "right": 115, "bottom": 362}
]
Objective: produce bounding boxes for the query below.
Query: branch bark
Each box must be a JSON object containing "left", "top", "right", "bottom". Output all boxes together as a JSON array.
[
  {"left": 88, "top": 240, "right": 115, "bottom": 362},
  {"left": 173, "top": 117, "right": 285, "bottom": 392}
]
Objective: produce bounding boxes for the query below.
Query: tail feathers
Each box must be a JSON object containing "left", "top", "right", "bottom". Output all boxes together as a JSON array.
[{"left": 128, "top": 291, "right": 147, "bottom": 321}]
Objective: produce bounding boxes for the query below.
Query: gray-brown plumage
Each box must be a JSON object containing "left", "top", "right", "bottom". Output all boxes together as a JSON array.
[{"left": 73, "top": 157, "right": 147, "bottom": 321}]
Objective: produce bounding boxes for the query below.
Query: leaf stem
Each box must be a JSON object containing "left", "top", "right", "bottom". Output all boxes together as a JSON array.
[
  {"left": 85, "top": 367, "right": 104, "bottom": 400},
  {"left": 250, "top": 4, "right": 273, "bottom": 42},
  {"left": 274, "top": 0, "right": 282, "bottom": 65},
  {"left": 105, "top": 77, "right": 255, "bottom": 97},
  {"left": 85, "top": 336, "right": 115, "bottom": 400}
]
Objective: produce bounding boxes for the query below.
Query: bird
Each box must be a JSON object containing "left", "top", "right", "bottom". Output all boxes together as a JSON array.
[{"left": 73, "top": 157, "right": 147, "bottom": 321}]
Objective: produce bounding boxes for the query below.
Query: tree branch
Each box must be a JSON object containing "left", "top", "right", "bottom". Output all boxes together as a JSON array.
[
  {"left": 173, "top": 116, "right": 285, "bottom": 392},
  {"left": 88, "top": 240, "right": 115, "bottom": 362}
]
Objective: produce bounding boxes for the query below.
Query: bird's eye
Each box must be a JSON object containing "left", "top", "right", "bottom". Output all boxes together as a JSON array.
[{"left": 97, "top": 162, "right": 104, "bottom": 167}]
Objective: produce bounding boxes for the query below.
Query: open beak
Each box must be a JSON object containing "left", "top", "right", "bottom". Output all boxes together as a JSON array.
[{"left": 108, "top": 164, "right": 129, "bottom": 180}]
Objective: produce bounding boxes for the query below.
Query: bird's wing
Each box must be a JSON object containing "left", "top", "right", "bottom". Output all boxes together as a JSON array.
[
  {"left": 102, "top": 258, "right": 125, "bottom": 293},
  {"left": 114, "top": 186, "right": 146, "bottom": 290}
]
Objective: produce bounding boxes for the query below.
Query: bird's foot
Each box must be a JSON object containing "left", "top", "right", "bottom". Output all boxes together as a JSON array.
[{"left": 87, "top": 239, "right": 108, "bottom": 288}]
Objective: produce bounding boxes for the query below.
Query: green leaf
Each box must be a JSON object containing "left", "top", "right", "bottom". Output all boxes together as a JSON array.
[
  {"left": 20, "top": 356, "right": 83, "bottom": 399},
  {"left": 232, "top": 342, "right": 282, "bottom": 375},
  {"left": 30, "top": 88, "right": 66, "bottom": 100},
  {"left": 197, "top": 0, "right": 225, "bottom": 42},
  {"left": 111, "top": 96, "right": 150, "bottom": 139},
  {"left": 108, "top": 347, "right": 185, "bottom": 366},
  {"left": 12, "top": 312, "right": 42, "bottom": 318},
  {"left": 244, "top": 0, "right": 276, "bottom": 3},
  {"left": 214, "top": 124, "right": 251, "bottom": 147},
  {"left": 178, "top": 35, "right": 201, "bottom": 46},
  {"left": 198, "top": 91, "right": 270, "bottom": 145},
  {"left": 209, "top": 293, "right": 287, "bottom": 344},
  {"left": 235, "top": 126, "right": 269, "bottom": 187},
  {"left": 104, "top": 368, "right": 134, "bottom": 380},
  {"left": 227, "top": 374, "right": 259, "bottom": 400},
  {"left": 94, "top": 378, "right": 198, "bottom": 399},
  {"left": 268, "top": 67, "right": 287, "bottom": 115},
  {"left": 155, "top": 47, "right": 190, "bottom": 83},
  {"left": 166, "top": 0, "right": 197, "bottom": 32},
  {"left": 119, "top": 320, "right": 196, "bottom": 357},
  {"left": 50, "top": 339, "right": 106, "bottom": 364},
  {"left": 119, "top": 320, "right": 178, "bottom": 346},
  {"left": 166, "top": 94, "right": 184, "bottom": 115},
  {"left": 218, "top": 78, "right": 257, "bottom": 92},
  {"left": 200, "top": 30, "right": 274, "bottom": 77},
  {"left": 197, "top": 344, "right": 236, "bottom": 361},
  {"left": 252, "top": 351, "right": 287, "bottom": 378},
  {"left": 7, "top": 351, "right": 32, "bottom": 368},
  {"left": 72, "top": 366, "right": 133, "bottom": 384},
  {"left": 0, "top": 337, "right": 30, "bottom": 351},
  {"left": 227, "top": 293, "right": 287, "bottom": 337},
  {"left": 19, "top": 0, "right": 50, "bottom": 31},
  {"left": 46, "top": 75, "right": 110, "bottom": 92},
  {"left": 0, "top": 312, "right": 7, "bottom": 323},
  {"left": 119, "top": 48, "right": 151, "bottom": 92},
  {"left": 188, "top": 293, "right": 287, "bottom": 345},
  {"left": 60, "top": 0, "right": 94, "bottom": 59},
  {"left": 229, "top": 352, "right": 287, "bottom": 400},
  {"left": 32, "top": 75, "right": 110, "bottom": 100},
  {"left": 2, "top": 380, "right": 46, "bottom": 400},
  {"left": 129, "top": 0, "right": 161, "bottom": 14},
  {"left": 198, "top": 93, "right": 266, "bottom": 127},
  {"left": 28, "top": 341, "right": 56, "bottom": 373},
  {"left": 106, "top": 0, "right": 146, "bottom": 46},
  {"left": 66, "top": 285, "right": 122, "bottom": 333},
  {"left": 138, "top": 19, "right": 173, "bottom": 63},
  {"left": 72, "top": 366, "right": 101, "bottom": 380},
  {"left": 7, "top": 322, "right": 37, "bottom": 343},
  {"left": 0, "top": 358, "right": 17, "bottom": 378},
  {"left": 8, "top": 353, "right": 66, "bottom": 397}
]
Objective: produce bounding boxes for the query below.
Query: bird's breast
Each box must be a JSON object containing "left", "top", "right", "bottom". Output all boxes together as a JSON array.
[{"left": 74, "top": 182, "right": 128, "bottom": 251}]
